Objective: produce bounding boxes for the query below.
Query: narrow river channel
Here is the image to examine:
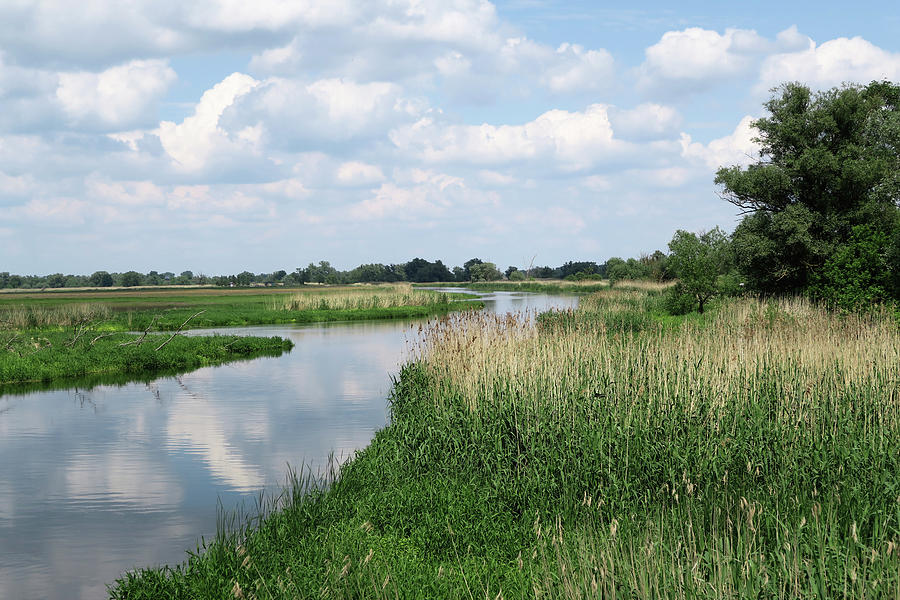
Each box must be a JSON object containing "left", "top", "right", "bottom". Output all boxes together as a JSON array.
[{"left": 0, "top": 290, "right": 577, "bottom": 599}]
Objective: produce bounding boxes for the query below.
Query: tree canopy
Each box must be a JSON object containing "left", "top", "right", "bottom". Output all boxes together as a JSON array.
[
  {"left": 716, "top": 81, "right": 900, "bottom": 303},
  {"left": 469, "top": 262, "right": 502, "bottom": 282}
]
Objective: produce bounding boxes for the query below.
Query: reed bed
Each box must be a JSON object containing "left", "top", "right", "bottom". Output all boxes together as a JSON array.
[
  {"left": 111, "top": 290, "right": 900, "bottom": 599},
  {"left": 0, "top": 302, "right": 110, "bottom": 330},
  {"left": 403, "top": 294, "right": 900, "bottom": 596},
  {"left": 278, "top": 284, "right": 451, "bottom": 311},
  {"left": 416, "top": 295, "right": 899, "bottom": 414},
  {"left": 609, "top": 278, "right": 674, "bottom": 291}
]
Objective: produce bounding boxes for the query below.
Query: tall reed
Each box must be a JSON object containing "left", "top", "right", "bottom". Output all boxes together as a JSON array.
[
  {"left": 0, "top": 302, "right": 110, "bottom": 330},
  {"left": 401, "top": 294, "right": 900, "bottom": 595},
  {"left": 278, "top": 284, "right": 450, "bottom": 311}
]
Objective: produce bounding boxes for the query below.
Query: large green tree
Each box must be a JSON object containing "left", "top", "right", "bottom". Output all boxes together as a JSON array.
[
  {"left": 716, "top": 81, "right": 900, "bottom": 301},
  {"left": 404, "top": 258, "right": 453, "bottom": 283}
]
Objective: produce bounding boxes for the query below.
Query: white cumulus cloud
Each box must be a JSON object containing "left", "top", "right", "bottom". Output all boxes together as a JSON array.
[
  {"left": 248, "top": 3, "right": 614, "bottom": 100},
  {"left": 759, "top": 36, "right": 900, "bottom": 92},
  {"left": 336, "top": 162, "right": 386, "bottom": 186},
  {"left": 639, "top": 26, "right": 812, "bottom": 94},
  {"left": 158, "top": 72, "right": 259, "bottom": 171},
  {"left": 56, "top": 60, "right": 176, "bottom": 131},
  {"left": 227, "top": 77, "right": 421, "bottom": 151},
  {"left": 349, "top": 169, "right": 496, "bottom": 220},
  {"left": 609, "top": 103, "right": 682, "bottom": 141},
  {"left": 680, "top": 115, "right": 759, "bottom": 170},
  {"left": 391, "top": 104, "right": 624, "bottom": 171}
]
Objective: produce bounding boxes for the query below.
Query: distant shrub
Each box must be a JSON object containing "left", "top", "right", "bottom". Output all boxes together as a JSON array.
[
  {"left": 717, "top": 271, "right": 744, "bottom": 297},
  {"left": 564, "top": 270, "right": 603, "bottom": 282},
  {"left": 663, "top": 282, "right": 696, "bottom": 315}
]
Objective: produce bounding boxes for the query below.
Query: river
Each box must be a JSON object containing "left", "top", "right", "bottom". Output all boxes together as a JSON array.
[{"left": 0, "top": 290, "right": 577, "bottom": 599}]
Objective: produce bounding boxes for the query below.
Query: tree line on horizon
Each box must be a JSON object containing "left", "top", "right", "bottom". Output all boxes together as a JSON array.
[{"left": 0, "top": 252, "right": 672, "bottom": 290}]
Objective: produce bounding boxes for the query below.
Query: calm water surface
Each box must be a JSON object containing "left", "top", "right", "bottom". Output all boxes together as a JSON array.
[{"left": 0, "top": 291, "right": 577, "bottom": 599}]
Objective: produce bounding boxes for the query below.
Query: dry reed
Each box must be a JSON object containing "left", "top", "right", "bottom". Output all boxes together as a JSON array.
[{"left": 278, "top": 284, "right": 450, "bottom": 311}]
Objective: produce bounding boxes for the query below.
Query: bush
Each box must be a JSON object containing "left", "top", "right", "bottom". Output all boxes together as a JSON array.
[
  {"left": 564, "top": 270, "right": 603, "bottom": 282},
  {"left": 812, "top": 224, "right": 893, "bottom": 311},
  {"left": 663, "top": 283, "right": 696, "bottom": 315},
  {"left": 717, "top": 271, "right": 744, "bottom": 297}
]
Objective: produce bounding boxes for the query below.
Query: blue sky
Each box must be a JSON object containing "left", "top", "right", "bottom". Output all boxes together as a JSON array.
[{"left": 1, "top": 1, "right": 899, "bottom": 275}]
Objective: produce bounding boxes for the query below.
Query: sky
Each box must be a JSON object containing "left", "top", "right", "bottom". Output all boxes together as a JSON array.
[{"left": 1, "top": 1, "right": 899, "bottom": 275}]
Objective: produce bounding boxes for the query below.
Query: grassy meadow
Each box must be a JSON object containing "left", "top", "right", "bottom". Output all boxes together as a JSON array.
[
  {"left": 0, "top": 330, "right": 292, "bottom": 388},
  {"left": 110, "top": 287, "right": 900, "bottom": 598},
  {"left": 0, "top": 284, "right": 480, "bottom": 331},
  {"left": 0, "top": 284, "right": 479, "bottom": 386}
]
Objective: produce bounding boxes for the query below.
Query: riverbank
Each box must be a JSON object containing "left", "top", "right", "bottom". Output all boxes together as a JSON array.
[
  {"left": 0, "top": 285, "right": 481, "bottom": 386},
  {"left": 416, "top": 278, "right": 672, "bottom": 295},
  {"left": 110, "top": 289, "right": 900, "bottom": 598},
  {"left": 0, "top": 330, "right": 292, "bottom": 386}
]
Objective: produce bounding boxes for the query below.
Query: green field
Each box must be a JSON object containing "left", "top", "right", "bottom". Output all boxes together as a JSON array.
[
  {"left": 110, "top": 288, "right": 900, "bottom": 598},
  {"left": 0, "top": 285, "right": 481, "bottom": 386},
  {"left": 0, "top": 330, "right": 292, "bottom": 388},
  {"left": 0, "top": 284, "right": 480, "bottom": 330}
]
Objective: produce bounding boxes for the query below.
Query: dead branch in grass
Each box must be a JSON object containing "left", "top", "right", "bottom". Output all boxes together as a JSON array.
[
  {"left": 119, "top": 315, "right": 160, "bottom": 347},
  {"left": 3, "top": 333, "right": 21, "bottom": 351},
  {"left": 65, "top": 317, "right": 95, "bottom": 347},
  {"left": 90, "top": 332, "right": 122, "bottom": 346},
  {"left": 155, "top": 310, "right": 206, "bottom": 351}
]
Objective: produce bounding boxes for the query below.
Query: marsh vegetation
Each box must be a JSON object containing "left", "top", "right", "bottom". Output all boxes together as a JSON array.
[
  {"left": 278, "top": 284, "right": 454, "bottom": 311},
  {"left": 0, "top": 285, "right": 477, "bottom": 386},
  {"left": 111, "top": 285, "right": 900, "bottom": 598}
]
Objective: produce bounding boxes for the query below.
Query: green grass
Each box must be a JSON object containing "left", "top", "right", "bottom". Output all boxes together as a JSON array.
[
  {"left": 0, "top": 286, "right": 480, "bottom": 387},
  {"left": 106, "top": 302, "right": 479, "bottom": 331},
  {"left": 0, "top": 329, "right": 292, "bottom": 387},
  {"left": 109, "top": 290, "right": 900, "bottom": 599},
  {"left": 0, "top": 286, "right": 482, "bottom": 331},
  {"left": 537, "top": 285, "right": 718, "bottom": 333}
]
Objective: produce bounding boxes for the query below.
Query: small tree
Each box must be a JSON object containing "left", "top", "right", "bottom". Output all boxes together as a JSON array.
[
  {"left": 89, "top": 271, "right": 114, "bottom": 287},
  {"left": 469, "top": 262, "right": 502, "bottom": 282},
  {"left": 667, "top": 227, "right": 730, "bottom": 313},
  {"left": 46, "top": 273, "right": 66, "bottom": 288},
  {"left": 605, "top": 257, "right": 628, "bottom": 287},
  {"left": 462, "top": 258, "right": 484, "bottom": 281},
  {"left": 121, "top": 271, "right": 143, "bottom": 287}
]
